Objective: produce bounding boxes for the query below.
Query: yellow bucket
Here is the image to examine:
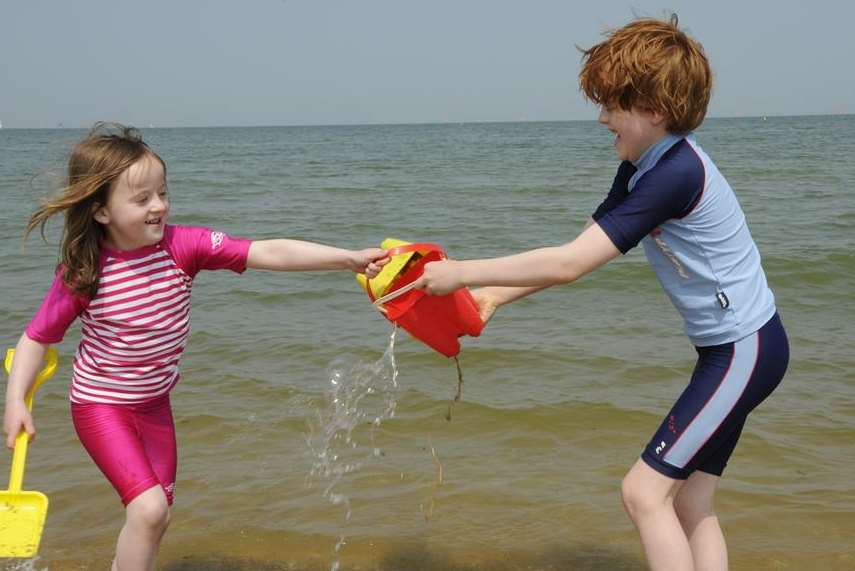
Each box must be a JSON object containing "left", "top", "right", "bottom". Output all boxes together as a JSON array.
[
  {"left": 0, "top": 347, "right": 59, "bottom": 558},
  {"left": 355, "top": 237, "right": 421, "bottom": 299}
]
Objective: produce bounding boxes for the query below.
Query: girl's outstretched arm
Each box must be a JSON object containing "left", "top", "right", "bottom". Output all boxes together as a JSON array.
[
  {"left": 3, "top": 334, "right": 48, "bottom": 449},
  {"left": 246, "top": 239, "right": 388, "bottom": 277},
  {"left": 415, "top": 222, "right": 620, "bottom": 296}
]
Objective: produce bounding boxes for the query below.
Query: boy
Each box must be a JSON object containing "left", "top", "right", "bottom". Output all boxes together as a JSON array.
[{"left": 413, "top": 15, "right": 789, "bottom": 571}]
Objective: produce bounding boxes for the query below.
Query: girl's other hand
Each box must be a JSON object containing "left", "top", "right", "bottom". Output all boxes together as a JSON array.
[
  {"left": 350, "top": 248, "right": 390, "bottom": 278},
  {"left": 3, "top": 400, "right": 35, "bottom": 449},
  {"left": 471, "top": 288, "right": 500, "bottom": 325}
]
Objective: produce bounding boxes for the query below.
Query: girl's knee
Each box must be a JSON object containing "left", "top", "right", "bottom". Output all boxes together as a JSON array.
[
  {"left": 135, "top": 499, "right": 170, "bottom": 531},
  {"left": 127, "top": 489, "right": 171, "bottom": 531}
]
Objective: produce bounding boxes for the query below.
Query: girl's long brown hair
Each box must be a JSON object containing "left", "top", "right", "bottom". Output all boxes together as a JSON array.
[{"left": 26, "top": 122, "right": 166, "bottom": 297}]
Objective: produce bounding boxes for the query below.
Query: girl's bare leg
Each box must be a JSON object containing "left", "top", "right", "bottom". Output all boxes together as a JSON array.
[{"left": 111, "top": 486, "right": 171, "bottom": 571}]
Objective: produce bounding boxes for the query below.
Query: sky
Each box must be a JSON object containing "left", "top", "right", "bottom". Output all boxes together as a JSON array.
[{"left": 2, "top": 0, "right": 854, "bottom": 128}]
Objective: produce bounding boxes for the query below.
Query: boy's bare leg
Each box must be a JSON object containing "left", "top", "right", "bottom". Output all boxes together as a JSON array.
[
  {"left": 112, "top": 485, "right": 171, "bottom": 571},
  {"left": 674, "top": 471, "right": 727, "bottom": 571},
  {"left": 621, "top": 459, "right": 694, "bottom": 571}
]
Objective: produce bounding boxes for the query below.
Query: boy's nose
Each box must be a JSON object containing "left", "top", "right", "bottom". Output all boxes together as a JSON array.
[{"left": 598, "top": 108, "right": 609, "bottom": 124}]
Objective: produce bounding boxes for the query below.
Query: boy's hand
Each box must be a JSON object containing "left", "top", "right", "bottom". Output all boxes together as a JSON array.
[
  {"left": 471, "top": 288, "right": 500, "bottom": 325},
  {"left": 3, "top": 400, "right": 35, "bottom": 449},
  {"left": 349, "top": 248, "right": 390, "bottom": 278},
  {"left": 413, "top": 260, "right": 464, "bottom": 296}
]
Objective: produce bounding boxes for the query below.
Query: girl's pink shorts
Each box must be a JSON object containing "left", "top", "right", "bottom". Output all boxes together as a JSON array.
[{"left": 71, "top": 395, "right": 177, "bottom": 506}]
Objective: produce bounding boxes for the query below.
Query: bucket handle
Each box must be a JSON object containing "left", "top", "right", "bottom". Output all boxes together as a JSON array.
[{"left": 372, "top": 280, "right": 419, "bottom": 306}]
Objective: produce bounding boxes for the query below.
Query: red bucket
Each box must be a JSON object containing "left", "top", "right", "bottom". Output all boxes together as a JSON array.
[{"left": 368, "top": 244, "right": 484, "bottom": 358}]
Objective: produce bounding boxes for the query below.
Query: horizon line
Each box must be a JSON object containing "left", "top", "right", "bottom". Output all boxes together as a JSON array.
[{"left": 1, "top": 112, "right": 851, "bottom": 130}]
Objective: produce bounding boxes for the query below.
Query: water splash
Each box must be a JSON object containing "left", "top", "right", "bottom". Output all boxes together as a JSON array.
[
  {"left": 0, "top": 556, "right": 47, "bottom": 571},
  {"left": 306, "top": 326, "right": 400, "bottom": 571}
]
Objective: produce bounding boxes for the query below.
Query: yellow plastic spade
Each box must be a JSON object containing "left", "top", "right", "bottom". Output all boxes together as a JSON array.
[{"left": 0, "top": 347, "right": 58, "bottom": 558}]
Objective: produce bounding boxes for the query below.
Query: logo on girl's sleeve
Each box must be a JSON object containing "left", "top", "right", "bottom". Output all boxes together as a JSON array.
[{"left": 211, "top": 231, "right": 224, "bottom": 251}]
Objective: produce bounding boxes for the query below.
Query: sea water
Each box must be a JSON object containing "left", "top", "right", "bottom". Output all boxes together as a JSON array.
[{"left": 1, "top": 117, "right": 853, "bottom": 569}]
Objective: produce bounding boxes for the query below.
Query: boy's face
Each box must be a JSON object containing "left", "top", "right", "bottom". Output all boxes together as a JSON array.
[
  {"left": 94, "top": 154, "right": 170, "bottom": 251},
  {"left": 598, "top": 106, "right": 668, "bottom": 163}
]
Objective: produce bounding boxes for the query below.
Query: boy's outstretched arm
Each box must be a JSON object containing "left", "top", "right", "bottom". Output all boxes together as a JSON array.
[
  {"left": 415, "top": 222, "right": 620, "bottom": 296},
  {"left": 469, "top": 217, "right": 602, "bottom": 323},
  {"left": 246, "top": 239, "right": 388, "bottom": 277}
]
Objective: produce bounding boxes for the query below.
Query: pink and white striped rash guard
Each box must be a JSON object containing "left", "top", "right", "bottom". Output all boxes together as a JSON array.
[{"left": 26, "top": 225, "right": 251, "bottom": 405}]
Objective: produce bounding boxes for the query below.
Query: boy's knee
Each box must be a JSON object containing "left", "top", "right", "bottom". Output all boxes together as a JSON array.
[
  {"left": 674, "top": 489, "right": 715, "bottom": 523},
  {"left": 620, "top": 468, "right": 677, "bottom": 522},
  {"left": 620, "top": 472, "right": 650, "bottom": 519}
]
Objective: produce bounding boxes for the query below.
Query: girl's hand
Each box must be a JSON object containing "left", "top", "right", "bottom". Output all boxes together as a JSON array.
[
  {"left": 471, "top": 288, "right": 500, "bottom": 325},
  {"left": 349, "top": 248, "right": 390, "bottom": 278},
  {"left": 413, "top": 260, "right": 464, "bottom": 296},
  {"left": 3, "top": 400, "right": 35, "bottom": 449}
]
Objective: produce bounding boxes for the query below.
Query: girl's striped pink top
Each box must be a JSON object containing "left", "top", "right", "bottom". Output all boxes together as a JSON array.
[{"left": 26, "top": 225, "right": 251, "bottom": 405}]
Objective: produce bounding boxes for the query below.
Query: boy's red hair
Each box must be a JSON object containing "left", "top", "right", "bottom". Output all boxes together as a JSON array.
[{"left": 579, "top": 15, "right": 712, "bottom": 133}]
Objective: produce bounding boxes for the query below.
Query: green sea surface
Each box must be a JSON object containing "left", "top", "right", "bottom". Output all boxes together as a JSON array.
[{"left": 1, "top": 116, "right": 853, "bottom": 569}]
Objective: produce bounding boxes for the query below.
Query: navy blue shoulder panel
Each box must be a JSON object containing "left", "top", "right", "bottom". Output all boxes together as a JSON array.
[
  {"left": 595, "top": 140, "right": 705, "bottom": 254},
  {"left": 592, "top": 160, "right": 636, "bottom": 222}
]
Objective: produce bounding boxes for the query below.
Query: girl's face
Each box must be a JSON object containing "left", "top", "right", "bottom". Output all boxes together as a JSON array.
[
  {"left": 94, "top": 154, "right": 169, "bottom": 251},
  {"left": 598, "top": 105, "right": 668, "bottom": 163}
]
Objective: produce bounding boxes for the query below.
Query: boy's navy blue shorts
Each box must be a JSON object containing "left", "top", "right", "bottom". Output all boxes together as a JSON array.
[{"left": 641, "top": 313, "right": 789, "bottom": 480}]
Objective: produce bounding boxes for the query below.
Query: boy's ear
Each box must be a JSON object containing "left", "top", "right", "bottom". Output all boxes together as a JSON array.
[
  {"left": 92, "top": 203, "right": 109, "bottom": 225},
  {"left": 650, "top": 111, "right": 667, "bottom": 127}
]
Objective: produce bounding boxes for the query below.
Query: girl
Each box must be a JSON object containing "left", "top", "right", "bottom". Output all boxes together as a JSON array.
[
  {"left": 3, "top": 123, "right": 388, "bottom": 571},
  {"left": 414, "top": 17, "right": 789, "bottom": 571}
]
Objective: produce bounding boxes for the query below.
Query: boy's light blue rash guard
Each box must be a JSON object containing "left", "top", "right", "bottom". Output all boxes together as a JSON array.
[{"left": 593, "top": 133, "right": 776, "bottom": 346}]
